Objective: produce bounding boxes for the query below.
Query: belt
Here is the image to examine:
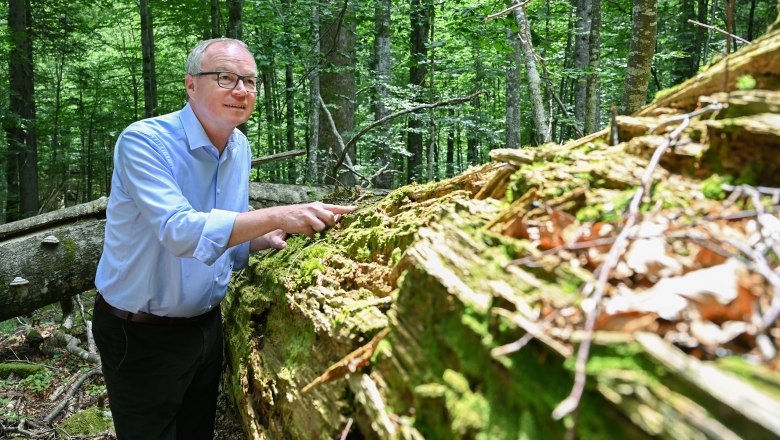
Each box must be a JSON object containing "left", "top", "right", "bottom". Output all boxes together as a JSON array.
[{"left": 96, "top": 294, "right": 218, "bottom": 326}]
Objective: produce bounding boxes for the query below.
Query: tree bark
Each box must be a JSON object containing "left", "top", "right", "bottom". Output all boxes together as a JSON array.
[
  {"left": 211, "top": 0, "right": 221, "bottom": 38},
  {"left": 320, "top": 2, "right": 357, "bottom": 187},
  {"left": 226, "top": 0, "right": 243, "bottom": 40},
  {"left": 620, "top": 0, "right": 657, "bottom": 114},
  {"left": 512, "top": 4, "right": 551, "bottom": 145},
  {"left": 584, "top": 0, "right": 601, "bottom": 134},
  {"left": 6, "top": 0, "right": 39, "bottom": 221},
  {"left": 0, "top": 198, "right": 107, "bottom": 321},
  {"left": 139, "top": 0, "right": 158, "bottom": 118},
  {"left": 572, "top": 0, "right": 591, "bottom": 131},
  {"left": 373, "top": 0, "right": 393, "bottom": 188},
  {"left": 406, "top": 0, "right": 431, "bottom": 183},
  {"left": 506, "top": 29, "right": 522, "bottom": 149},
  {"left": 307, "top": 4, "right": 321, "bottom": 184},
  {"left": 693, "top": 0, "right": 708, "bottom": 74}
]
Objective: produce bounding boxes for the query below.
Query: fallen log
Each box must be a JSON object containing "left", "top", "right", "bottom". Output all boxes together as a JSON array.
[
  {"left": 223, "top": 27, "right": 780, "bottom": 439},
  {"left": 0, "top": 200, "right": 107, "bottom": 322}
]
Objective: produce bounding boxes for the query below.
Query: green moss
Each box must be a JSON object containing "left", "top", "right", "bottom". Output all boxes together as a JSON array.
[
  {"left": 58, "top": 407, "right": 113, "bottom": 436},
  {"left": 0, "top": 362, "right": 45, "bottom": 379},
  {"left": 701, "top": 174, "right": 733, "bottom": 200},
  {"left": 717, "top": 356, "right": 780, "bottom": 400}
]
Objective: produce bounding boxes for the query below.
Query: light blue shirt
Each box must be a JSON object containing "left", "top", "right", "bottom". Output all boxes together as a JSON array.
[{"left": 95, "top": 103, "right": 251, "bottom": 317}]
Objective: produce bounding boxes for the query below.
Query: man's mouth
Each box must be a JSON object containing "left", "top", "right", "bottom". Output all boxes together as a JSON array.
[{"left": 225, "top": 104, "right": 245, "bottom": 110}]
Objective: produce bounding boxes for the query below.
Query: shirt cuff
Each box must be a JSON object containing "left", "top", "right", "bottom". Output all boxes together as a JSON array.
[
  {"left": 232, "top": 241, "right": 250, "bottom": 271},
  {"left": 193, "top": 209, "right": 238, "bottom": 266}
]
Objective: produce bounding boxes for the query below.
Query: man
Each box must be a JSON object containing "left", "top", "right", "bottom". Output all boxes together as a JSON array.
[{"left": 93, "top": 38, "right": 353, "bottom": 440}]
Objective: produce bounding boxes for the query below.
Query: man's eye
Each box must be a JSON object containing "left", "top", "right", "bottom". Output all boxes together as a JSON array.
[
  {"left": 219, "top": 73, "right": 237, "bottom": 82},
  {"left": 245, "top": 78, "right": 257, "bottom": 87}
]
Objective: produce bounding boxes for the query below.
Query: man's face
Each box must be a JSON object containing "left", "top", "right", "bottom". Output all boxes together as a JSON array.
[{"left": 186, "top": 42, "right": 257, "bottom": 133}]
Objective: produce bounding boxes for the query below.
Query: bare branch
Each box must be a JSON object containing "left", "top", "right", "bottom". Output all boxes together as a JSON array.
[
  {"left": 688, "top": 19, "right": 749, "bottom": 45},
  {"left": 332, "top": 91, "right": 486, "bottom": 173},
  {"left": 484, "top": 0, "right": 533, "bottom": 23}
]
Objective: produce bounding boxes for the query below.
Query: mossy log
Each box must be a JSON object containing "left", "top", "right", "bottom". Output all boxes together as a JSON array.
[
  {"left": 224, "top": 30, "right": 780, "bottom": 438},
  {"left": 224, "top": 125, "right": 780, "bottom": 439},
  {"left": 225, "top": 167, "right": 780, "bottom": 438},
  {"left": 638, "top": 29, "right": 780, "bottom": 115}
]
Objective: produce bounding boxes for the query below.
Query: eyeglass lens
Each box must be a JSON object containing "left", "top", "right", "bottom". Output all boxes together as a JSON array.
[{"left": 217, "top": 72, "right": 258, "bottom": 92}]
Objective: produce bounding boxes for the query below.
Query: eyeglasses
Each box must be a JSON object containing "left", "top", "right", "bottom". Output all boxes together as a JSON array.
[{"left": 194, "top": 71, "right": 259, "bottom": 93}]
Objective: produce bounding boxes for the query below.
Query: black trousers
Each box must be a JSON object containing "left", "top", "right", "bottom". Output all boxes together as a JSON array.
[{"left": 92, "top": 302, "right": 223, "bottom": 440}]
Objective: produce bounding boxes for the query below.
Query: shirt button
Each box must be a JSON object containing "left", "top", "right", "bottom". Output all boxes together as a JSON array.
[
  {"left": 214, "top": 277, "right": 219, "bottom": 282},
  {"left": 217, "top": 189, "right": 221, "bottom": 194}
]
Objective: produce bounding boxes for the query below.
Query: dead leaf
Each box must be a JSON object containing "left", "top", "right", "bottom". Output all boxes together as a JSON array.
[{"left": 595, "top": 311, "right": 659, "bottom": 333}]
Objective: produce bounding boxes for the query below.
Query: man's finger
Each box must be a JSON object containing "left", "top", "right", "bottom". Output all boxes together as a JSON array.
[{"left": 321, "top": 204, "right": 357, "bottom": 214}]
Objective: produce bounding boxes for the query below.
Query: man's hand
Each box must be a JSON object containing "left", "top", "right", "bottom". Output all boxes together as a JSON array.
[
  {"left": 277, "top": 202, "right": 356, "bottom": 237},
  {"left": 250, "top": 229, "right": 288, "bottom": 252},
  {"left": 230, "top": 202, "right": 356, "bottom": 248}
]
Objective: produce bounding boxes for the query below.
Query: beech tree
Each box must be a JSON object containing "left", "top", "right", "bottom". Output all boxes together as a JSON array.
[{"left": 621, "top": 0, "right": 658, "bottom": 114}]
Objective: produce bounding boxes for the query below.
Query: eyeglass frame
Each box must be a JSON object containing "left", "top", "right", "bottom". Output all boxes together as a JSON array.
[{"left": 193, "top": 71, "right": 259, "bottom": 93}]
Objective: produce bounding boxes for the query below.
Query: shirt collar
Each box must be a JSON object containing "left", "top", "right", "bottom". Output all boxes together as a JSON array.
[{"left": 180, "top": 103, "right": 240, "bottom": 156}]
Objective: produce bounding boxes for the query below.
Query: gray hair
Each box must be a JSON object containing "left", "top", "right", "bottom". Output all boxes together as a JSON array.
[{"left": 185, "top": 38, "right": 252, "bottom": 75}]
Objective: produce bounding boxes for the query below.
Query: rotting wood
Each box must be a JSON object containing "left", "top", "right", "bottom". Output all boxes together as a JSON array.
[{"left": 224, "top": 26, "right": 780, "bottom": 438}]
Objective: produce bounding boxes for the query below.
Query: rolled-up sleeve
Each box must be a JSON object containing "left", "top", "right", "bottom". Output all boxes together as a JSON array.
[{"left": 194, "top": 208, "right": 238, "bottom": 266}]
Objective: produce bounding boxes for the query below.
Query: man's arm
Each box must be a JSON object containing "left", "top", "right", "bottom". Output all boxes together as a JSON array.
[{"left": 228, "top": 202, "right": 355, "bottom": 248}]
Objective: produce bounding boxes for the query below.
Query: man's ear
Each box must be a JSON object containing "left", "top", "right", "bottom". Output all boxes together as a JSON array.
[{"left": 185, "top": 75, "right": 195, "bottom": 98}]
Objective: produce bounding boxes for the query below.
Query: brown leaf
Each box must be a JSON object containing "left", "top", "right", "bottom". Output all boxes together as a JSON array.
[{"left": 595, "top": 311, "right": 659, "bottom": 333}]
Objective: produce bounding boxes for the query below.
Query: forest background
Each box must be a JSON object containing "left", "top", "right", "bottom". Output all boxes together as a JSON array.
[{"left": 1, "top": 0, "right": 778, "bottom": 224}]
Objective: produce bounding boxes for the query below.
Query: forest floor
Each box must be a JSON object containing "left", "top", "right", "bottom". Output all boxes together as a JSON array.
[{"left": 0, "top": 293, "right": 246, "bottom": 440}]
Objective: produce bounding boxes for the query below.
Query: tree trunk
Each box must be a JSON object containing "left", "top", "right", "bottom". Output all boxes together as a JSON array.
[
  {"left": 620, "top": 0, "right": 657, "bottom": 114},
  {"left": 139, "top": 0, "right": 158, "bottom": 118},
  {"left": 227, "top": 0, "right": 243, "bottom": 40},
  {"left": 373, "top": 0, "right": 393, "bottom": 188},
  {"left": 693, "top": 0, "right": 708, "bottom": 75},
  {"left": 283, "top": 0, "right": 296, "bottom": 184},
  {"left": 6, "top": 0, "right": 39, "bottom": 221},
  {"left": 572, "top": 0, "right": 591, "bottom": 131},
  {"left": 584, "top": 0, "right": 601, "bottom": 134},
  {"left": 307, "top": 4, "right": 320, "bottom": 184},
  {"left": 406, "top": 0, "right": 431, "bottom": 183},
  {"left": 211, "top": 0, "right": 221, "bottom": 38},
  {"left": 506, "top": 29, "right": 522, "bottom": 149},
  {"left": 512, "top": 4, "right": 551, "bottom": 145},
  {"left": 319, "top": 2, "right": 356, "bottom": 187}
]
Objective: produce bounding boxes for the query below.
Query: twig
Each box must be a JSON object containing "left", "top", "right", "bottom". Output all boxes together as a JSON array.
[
  {"left": 552, "top": 105, "right": 721, "bottom": 421},
  {"left": 0, "top": 424, "right": 35, "bottom": 437},
  {"left": 75, "top": 294, "right": 97, "bottom": 356},
  {"left": 339, "top": 418, "right": 354, "bottom": 440},
  {"left": 43, "top": 368, "right": 102, "bottom": 424},
  {"left": 687, "top": 19, "right": 749, "bottom": 45},
  {"left": 251, "top": 149, "right": 306, "bottom": 167},
  {"left": 506, "top": 236, "right": 617, "bottom": 268},
  {"left": 51, "top": 332, "right": 101, "bottom": 364},
  {"left": 484, "top": 0, "right": 533, "bottom": 23},
  {"left": 332, "top": 91, "right": 486, "bottom": 173}
]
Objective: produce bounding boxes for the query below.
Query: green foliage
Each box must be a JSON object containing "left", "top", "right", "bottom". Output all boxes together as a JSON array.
[
  {"left": 736, "top": 74, "right": 757, "bottom": 91},
  {"left": 58, "top": 407, "right": 114, "bottom": 436},
  {"left": 701, "top": 174, "right": 733, "bottom": 200},
  {"left": 1, "top": 0, "right": 777, "bottom": 213},
  {"left": 18, "top": 370, "right": 53, "bottom": 393}
]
